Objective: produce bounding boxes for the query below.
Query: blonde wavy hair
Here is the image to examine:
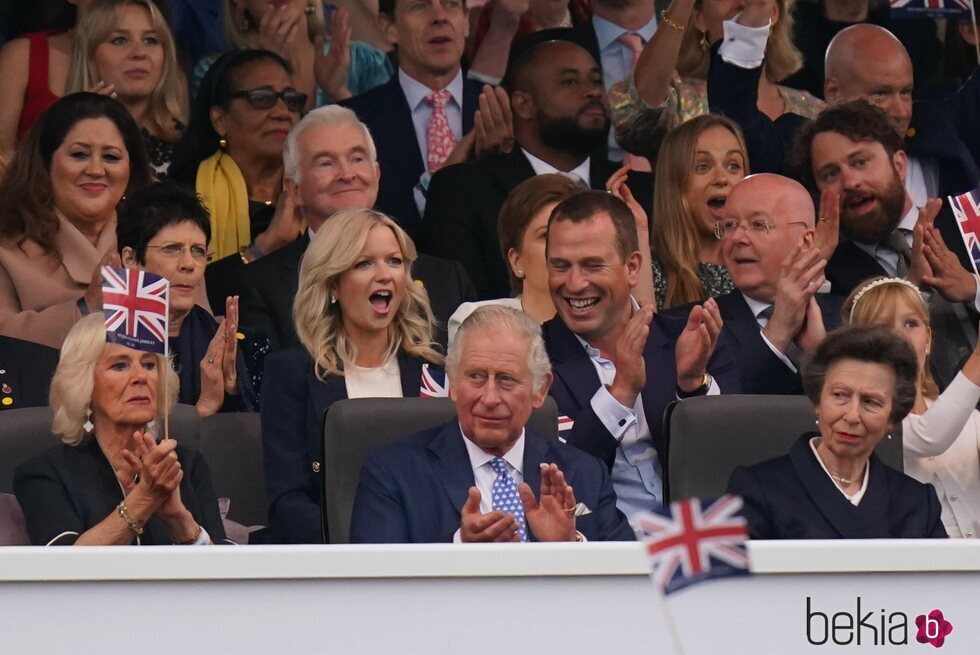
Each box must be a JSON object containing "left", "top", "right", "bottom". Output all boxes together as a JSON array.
[
  {"left": 678, "top": 0, "right": 803, "bottom": 82},
  {"left": 844, "top": 277, "right": 939, "bottom": 400},
  {"left": 293, "top": 209, "right": 443, "bottom": 379},
  {"left": 50, "top": 314, "right": 179, "bottom": 446},
  {"left": 223, "top": 0, "right": 324, "bottom": 50},
  {"left": 66, "top": 0, "right": 187, "bottom": 142},
  {"left": 652, "top": 114, "right": 748, "bottom": 309}
]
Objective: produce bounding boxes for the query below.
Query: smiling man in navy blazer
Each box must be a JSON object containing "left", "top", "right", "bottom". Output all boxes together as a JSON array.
[
  {"left": 350, "top": 306, "right": 634, "bottom": 543},
  {"left": 542, "top": 191, "right": 740, "bottom": 517},
  {"left": 340, "top": 0, "right": 482, "bottom": 239}
]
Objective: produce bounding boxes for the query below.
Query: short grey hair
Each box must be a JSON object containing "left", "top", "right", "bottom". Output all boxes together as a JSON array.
[
  {"left": 447, "top": 305, "right": 551, "bottom": 393},
  {"left": 282, "top": 105, "right": 377, "bottom": 183}
]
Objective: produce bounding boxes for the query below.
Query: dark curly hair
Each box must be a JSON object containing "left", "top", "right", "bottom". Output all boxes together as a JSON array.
[
  {"left": 791, "top": 99, "right": 904, "bottom": 195},
  {"left": 802, "top": 324, "right": 919, "bottom": 425}
]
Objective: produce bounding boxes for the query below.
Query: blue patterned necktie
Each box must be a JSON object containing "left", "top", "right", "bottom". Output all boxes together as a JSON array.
[{"left": 490, "top": 457, "right": 528, "bottom": 542}]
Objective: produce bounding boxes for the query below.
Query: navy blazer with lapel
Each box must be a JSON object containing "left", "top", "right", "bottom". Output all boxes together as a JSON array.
[
  {"left": 421, "top": 147, "right": 653, "bottom": 299},
  {"left": 238, "top": 232, "right": 477, "bottom": 351},
  {"left": 542, "top": 311, "right": 741, "bottom": 473},
  {"left": 350, "top": 421, "right": 635, "bottom": 543},
  {"left": 728, "top": 433, "right": 947, "bottom": 539},
  {"left": 662, "top": 292, "right": 844, "bottom": 396},
  {"left": 0, "top": 336, "right": 59, "bottom": 411},
  {"left": 261, "top": 346, "right": 428, "bottom": 543},
  {"left": 340, "top": 75, "right": 482, "bottom": 240}
]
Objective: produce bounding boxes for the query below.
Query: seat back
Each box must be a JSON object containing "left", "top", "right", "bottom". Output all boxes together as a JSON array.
[
  {"left": 197, "top": 412, "right": 267, "bottom": 527},
  {"left": 0, "top": 406, "right": 58, "bottom": 494},
  {"left": 322, "top": 397, "right": 558, "bottom": 544},
  {"left": 664, "top": 395, "right": 905, "bottom": 502}
]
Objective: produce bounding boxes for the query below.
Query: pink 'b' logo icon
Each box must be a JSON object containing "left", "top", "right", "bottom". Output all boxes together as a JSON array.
[{"left": 915, "top": 610, "right": 953, "bottom": 648}]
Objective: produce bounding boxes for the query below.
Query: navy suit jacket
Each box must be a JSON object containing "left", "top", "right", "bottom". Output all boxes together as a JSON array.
[
  {"left": 340, "top": 74, "right": 482, "bottom": 239},
  {"left": 662, "top": 292, "right": 844, "bottom": 396},
  {"left": 350, "top": 421, "right": 635, "bottom": 543},
  {"left": 421, "top": 147, "right": 652, "bottom": 299},
  {"left": 728, "top": 433, "right": 947, "bottom": 539},
  {"left": 0, "top": 336, "right": 59, "bottom": 411},
  {"left": 261, "top": 347, "right": 429, "bottom": 543},
  {"left": 542, "top": 312, "right": 741, "bottom": 473}
]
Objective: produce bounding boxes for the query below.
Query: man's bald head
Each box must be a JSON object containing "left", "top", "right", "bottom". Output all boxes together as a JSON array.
[
  {"left": 824, "top": 25, "right": 914, "bottom": 137},
  {"left": 722, "top": 174, "right": 816, "bottom": 303}
]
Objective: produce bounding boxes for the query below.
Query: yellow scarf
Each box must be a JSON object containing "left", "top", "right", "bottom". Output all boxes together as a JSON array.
[{"left": 196, "top": 151, "right": 251, "bottom": 261}]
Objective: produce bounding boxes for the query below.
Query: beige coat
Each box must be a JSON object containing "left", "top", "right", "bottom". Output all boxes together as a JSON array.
[{"left": 0, "top": 215, "right": 116, "bottom": 349}]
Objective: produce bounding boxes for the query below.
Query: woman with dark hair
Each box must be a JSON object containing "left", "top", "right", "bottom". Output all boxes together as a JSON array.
[
  {"left": 727, "top": 325, "right": 948, "bottom": 539},
  {"left": 169, "top": 48, "right": 304, "bottom": 308},
  {"left": 117, "top": 182, "right": 268, "bottom": 415},
  {"left": 0, "top": 92, "right": 151, "bottom": 349}
]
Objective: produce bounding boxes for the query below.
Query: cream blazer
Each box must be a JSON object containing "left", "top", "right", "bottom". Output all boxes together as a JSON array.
[{"left": 0, "top": 215, "right": 116, "bottom": 349}]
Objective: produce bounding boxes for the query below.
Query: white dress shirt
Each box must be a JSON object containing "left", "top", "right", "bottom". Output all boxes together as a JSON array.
[
  {"left": 462, "top": 428, "right": 526, "bottom": 514},
  {"left": 521, "top": 148, "right": 592, "bottom": 187},
  {"left": 592, "top": 13, "right": 658, "bottom": 161},
  {"left": 399, "top": 68, "right": 465, "bottom": 213},
  {"left": 741, "top": 293, "right": 797, "bottom": 372}
]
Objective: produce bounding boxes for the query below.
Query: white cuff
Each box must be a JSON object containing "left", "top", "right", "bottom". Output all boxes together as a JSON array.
[
  {"left": 719, "top": 16, "right": 770, "bottom": 69},
  {"left": 971, "top": 275, "right": 980, "bottom": 312},
  {"left": 590, "top": 385, "right": 637, "bottom": 441},
  {"left": 759, "top": 329, "right": 798, "bottom": 373},
  {"left": 467, "top": 70, "right": 502, "bottom": 87}
]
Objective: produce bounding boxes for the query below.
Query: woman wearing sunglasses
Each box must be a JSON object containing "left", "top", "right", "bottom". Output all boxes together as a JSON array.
[
  {"left": 117, "top": 182, "right": 268, "bottom": 416},
  {"left": 170, "top": 49, "right": 305, "bottom": 309}
]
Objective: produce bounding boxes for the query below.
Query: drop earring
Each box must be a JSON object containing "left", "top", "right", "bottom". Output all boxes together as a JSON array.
[
  {"left": 700, "top": 30, "right": 709, "bottom": 50},
  {"left": 83, "top": 407, "right": 94, "bottom": 434},
  {"left": 330, "top": 295, "right": 337, "bottom": 305},
  {"left": 219, "top": 136, "right": 228, "bottom": 149}
]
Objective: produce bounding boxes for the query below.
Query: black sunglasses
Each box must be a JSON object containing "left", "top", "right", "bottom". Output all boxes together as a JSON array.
[{"left": 227, "top": 88, "right": 307, "bottom": 112}]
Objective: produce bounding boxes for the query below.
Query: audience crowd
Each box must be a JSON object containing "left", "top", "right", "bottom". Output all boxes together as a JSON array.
[{"left": 0, "top": 0, "right": 978, "bottom": 546}]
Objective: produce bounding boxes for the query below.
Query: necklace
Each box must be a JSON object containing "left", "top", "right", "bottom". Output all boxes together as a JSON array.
[{"left": 828, "top": 472, "right": 858, "bottom": 486}]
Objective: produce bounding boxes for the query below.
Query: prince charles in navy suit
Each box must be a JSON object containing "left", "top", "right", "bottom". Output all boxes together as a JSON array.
[{"left": 350, "top": 306, "right": 634, "bottom": 543}]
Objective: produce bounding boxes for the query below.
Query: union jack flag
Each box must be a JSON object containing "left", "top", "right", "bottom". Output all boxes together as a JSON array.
[
  {"left": 102, "top": 267, "right": 169, "bottom": 355},
  {"left": 631, "top": 495, "right": 750, "bottom": 595},
  {"left": 419, "top": 363, "right": 448, "bottom": 398},
  {"left": 950, "top": 186, "right": 980, "bottom": 276},
  {"left": 890, "top": 0, "right": 970, "bottom": 18}
]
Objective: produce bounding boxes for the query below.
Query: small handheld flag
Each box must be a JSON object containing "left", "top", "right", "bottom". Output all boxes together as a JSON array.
[
  {"left": 949, "top": 186, "right": 980, "bottom": 277},
  {"left": 890, "top": 0, "right": 970, "bottom": 19},
  {"left": 102, "top": 266, "right": 169, "bottom": 355},
  {"left": 632, "top": 495, "right": 750, "bottom": 595}
]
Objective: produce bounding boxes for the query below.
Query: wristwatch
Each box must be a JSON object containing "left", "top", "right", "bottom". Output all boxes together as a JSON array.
[{"left": 676, "top": 372, "right": 712, "bottom": 399}]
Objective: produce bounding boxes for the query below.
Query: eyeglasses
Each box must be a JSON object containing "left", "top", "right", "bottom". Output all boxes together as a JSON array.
[
  {"left": 226, "top": 88, "right": 308, "bottom": 113},
  {"left": 145, "top": 244, "right": 213, "bottom": 263},
  {"left": 714, "top": 219, "right": 809, "bottom": 240}
]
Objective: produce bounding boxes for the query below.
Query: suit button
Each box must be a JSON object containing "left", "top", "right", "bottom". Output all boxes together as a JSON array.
[{"left": 312, "top": 461, "right": 321, "bottom": 473}]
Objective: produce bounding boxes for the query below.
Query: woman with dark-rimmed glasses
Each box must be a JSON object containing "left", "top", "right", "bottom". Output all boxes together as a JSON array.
[{"left": 169, "top": 48, "right": 306, "bottom": 309}]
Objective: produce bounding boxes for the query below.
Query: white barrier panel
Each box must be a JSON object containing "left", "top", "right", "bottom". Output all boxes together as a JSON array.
[{"left": 0, "top": 541, "right": 977, "bottom": 654}]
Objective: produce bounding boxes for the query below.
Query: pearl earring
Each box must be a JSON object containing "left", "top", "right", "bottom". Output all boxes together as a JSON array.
[
  {"left": 516, "top": 269, "right": 525, "bottom": 278},
  {"left": 330, "top": 295, "right": 337, "bottom": 305}
]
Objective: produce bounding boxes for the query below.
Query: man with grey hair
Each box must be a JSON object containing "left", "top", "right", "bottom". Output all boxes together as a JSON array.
[
  {"left": 350, "top": 305, "right": 634, "bottom": 543},
  {"left": 239, "top": 105, "right": 476, "bottom": 349}
]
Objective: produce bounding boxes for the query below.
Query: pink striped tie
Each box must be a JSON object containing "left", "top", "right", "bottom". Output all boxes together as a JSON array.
[
  {"left": 426, "top": 89, "right": 457, "bottom": 173},
  {"left": 617, "top": 32, "right": 652, "bottom": 172}
]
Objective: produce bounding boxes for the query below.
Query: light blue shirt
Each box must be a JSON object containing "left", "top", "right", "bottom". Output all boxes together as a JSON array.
[{"left": 592, "top": 13, "right": 658, "bottom": 162}]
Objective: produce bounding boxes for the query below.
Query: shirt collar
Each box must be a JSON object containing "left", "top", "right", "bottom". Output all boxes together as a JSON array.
[
  {"left": 592, "top": 14, "right": 658, "bottom": 51},
  {"left": 897, "top": 204, "right": 919, "bottom": 233},
  {"left": 520, "top": 148, "right": 591, "bottom": 185},
  {"left": 741, "top": 292, "right": 772, "bottom": 319},
  {"left": 398, "top": 68, "right": 464, "bottom": 112},
  {"left": 461, "top": 424, "right": 526, "bottom": 475},
  {"left": 572, "top": 296, "right": 640, "bottom": 358}
]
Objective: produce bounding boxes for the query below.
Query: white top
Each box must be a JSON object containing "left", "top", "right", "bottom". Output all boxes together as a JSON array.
[
  {"left": 903, "top": 372, "right": 980, "bottom": 538},
  {"left": 343, "top": 356, "right": 403, "bottom": 399},
  {"left": 809, "top": 437, "right": 870, "bottom": 506},
  {"left": 447, "top": 297, "right": 523, "bottom": 345}
]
